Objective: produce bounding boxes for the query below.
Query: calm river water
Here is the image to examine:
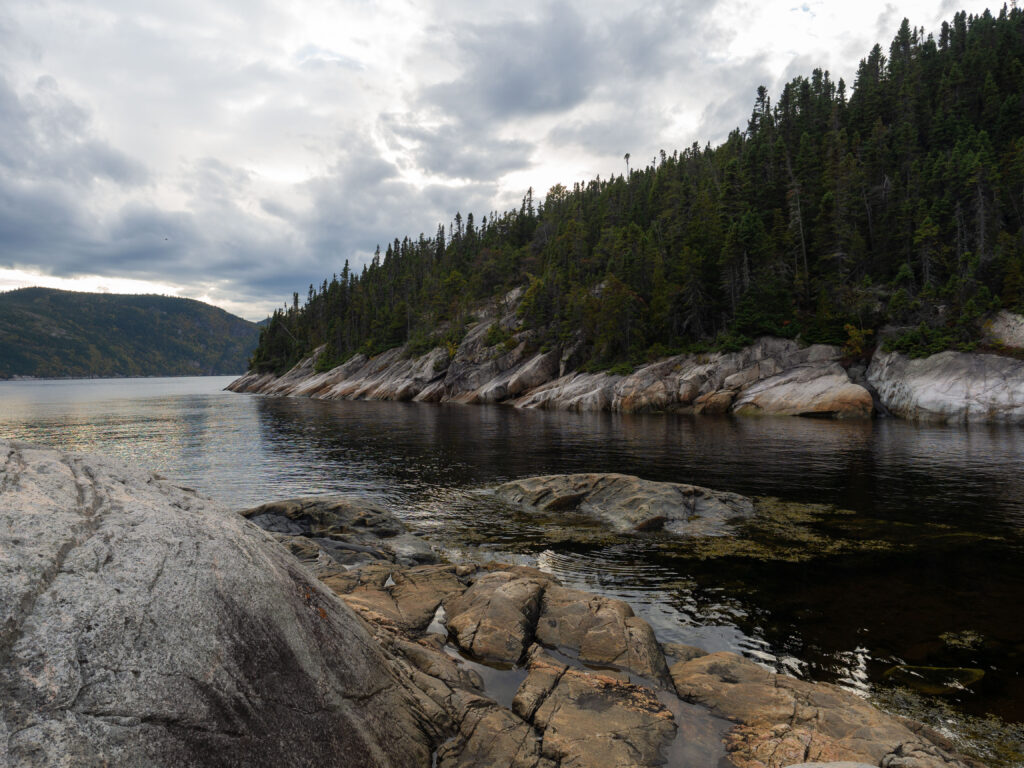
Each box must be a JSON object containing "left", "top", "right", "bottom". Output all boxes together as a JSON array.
[{"left": 1, "top": 376, "right": 1022, "bottom": 760}]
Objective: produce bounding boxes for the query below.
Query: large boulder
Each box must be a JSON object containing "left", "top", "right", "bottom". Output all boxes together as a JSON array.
[
  {"left": 0, "top": 441, "right": 431, "bottom": 768},
  {"left": 443, "top": 570, "right": 549, "bottom": 663},
  {"left": 495, "top": 473, "right": 754, "bottom": 536},
  {"left": 535, "top": 584, "right": 669, "bottom": 684},
  {"left": 441, "top": 567, "right": 671, "bottom": 683},
  {"left": 867, "top": 349, "right": 1024, "bottom": 423},
  {"left": 732, "top": 363, "right": 873, "bottom": 418}
]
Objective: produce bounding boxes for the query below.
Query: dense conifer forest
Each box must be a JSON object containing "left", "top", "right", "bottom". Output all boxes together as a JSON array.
[{"left": 251, "top": 7, "right": 1024, "bottom": 375}]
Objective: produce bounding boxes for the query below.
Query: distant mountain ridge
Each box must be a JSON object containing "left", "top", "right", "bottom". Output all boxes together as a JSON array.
[{"left": 0, "top": 287, "right": 259, "bottom": 379}]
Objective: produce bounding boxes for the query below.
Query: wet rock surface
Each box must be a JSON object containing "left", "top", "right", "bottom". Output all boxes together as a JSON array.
[
  {"left": 254, "top": 500, "right": 981, "bottom": 768},
  {"left": 495, "top": 472, "right": 754, "bottom": 536},
  {"left": 241, "top": 495, "right": 438, "bottom": 567},
  {"left": 671, "top": 652, "right": 983, "bottom": 768}
]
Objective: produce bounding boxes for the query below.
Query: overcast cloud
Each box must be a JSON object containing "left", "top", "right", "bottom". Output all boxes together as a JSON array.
[{"left": 0, "top": 0, "right": 997, "bottom": 319}]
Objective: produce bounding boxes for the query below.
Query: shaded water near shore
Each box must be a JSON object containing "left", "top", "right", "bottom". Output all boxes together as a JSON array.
[{"left": 2, "top": 376, "right": 1022, "bottom": 760}]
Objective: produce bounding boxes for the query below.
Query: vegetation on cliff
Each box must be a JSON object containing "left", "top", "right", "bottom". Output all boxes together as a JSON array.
[
  {"left": 251, "top": 8, "right": 1024, "bottom": 375},
  {"left": 0, "top": 287, "right": 259, "bottom": 378}
]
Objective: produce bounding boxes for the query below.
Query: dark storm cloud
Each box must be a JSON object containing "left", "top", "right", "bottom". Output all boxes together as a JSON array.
[
  {"left": 0, "top": 177, "right": 86, "bottom": 256},
  {"left": 0, "top": 73, "right": 155, "bottom": 276}
]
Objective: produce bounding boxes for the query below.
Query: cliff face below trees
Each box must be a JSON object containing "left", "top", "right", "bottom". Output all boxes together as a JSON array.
[
  {"left": 229, "top": 298, "right": 876, "bottom": 419},
  {"left": 229, "top": 305, "right": 1024, "bottom": 424}
]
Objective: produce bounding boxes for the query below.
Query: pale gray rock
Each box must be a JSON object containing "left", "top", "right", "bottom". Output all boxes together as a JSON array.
[
  {"left": 984, "top": 310, "right": 1024, "bottom": 349},
  {"left": 495, "top": 473, "right": 754, "bottom": 536},
  {"left": 229, "top": 322, "right": 877, "bottom": 420},
  {"left": 0, "top": 442, "right": 431, "bottom": 768},
  {"left": 867, "top": 349, "right": 1024, "bottom": 423},
  {"left": 514, "top": 371, "right": 621, "bottom": 411}
]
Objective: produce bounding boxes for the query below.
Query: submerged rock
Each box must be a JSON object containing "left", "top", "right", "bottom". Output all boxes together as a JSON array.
[
  {"left": 241, "top": 495, "right": 437, "bottom": 566},
  {"left": 0, "top": 442, "right": 431, "bottom": 768},
  {"left": 495, "top": 472, "right": 754, "bottom": 535},
  {"left": 883, "top": 665, "right": 986, "bottom": 696}
]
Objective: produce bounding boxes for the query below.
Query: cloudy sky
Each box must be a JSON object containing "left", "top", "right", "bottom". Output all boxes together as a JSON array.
[{"left": 0, "top": 0, "right": 996, "bottom": 320}]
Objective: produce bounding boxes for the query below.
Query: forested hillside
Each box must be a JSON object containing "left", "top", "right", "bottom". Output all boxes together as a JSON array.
[
  {"left": 0, "top": 288, "right": 259, "bottom": 378},
  {"left": 251, "top": 7, "right": 1024, "bottom": 376}
]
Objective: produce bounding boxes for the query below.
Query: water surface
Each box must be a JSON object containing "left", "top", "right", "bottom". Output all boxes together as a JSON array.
[{"left": 2, "top": 376, "right": 1022, "bottom": 759}]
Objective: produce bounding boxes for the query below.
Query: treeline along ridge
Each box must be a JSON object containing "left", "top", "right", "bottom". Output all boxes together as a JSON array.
[{"left": 251, "top": 8, "right": 1024, "bottom": 376}]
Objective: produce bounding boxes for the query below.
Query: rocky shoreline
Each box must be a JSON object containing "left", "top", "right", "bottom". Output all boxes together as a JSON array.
[
  {"left": 228, "top": 304, "right": 1024, "bottom": 424},
  {"left": 1, "top": 441, "right": 991, "bottom": 767}
]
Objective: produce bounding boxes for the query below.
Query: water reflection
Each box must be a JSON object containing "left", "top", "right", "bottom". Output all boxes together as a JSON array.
[{"left": 1, "top": 378, "right": 1023, "bottom": 735}]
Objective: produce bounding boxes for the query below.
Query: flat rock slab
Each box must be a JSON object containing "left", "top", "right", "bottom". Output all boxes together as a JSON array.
[
  {"left": 495, "top": 472, "right": 754, "bottom": 535},
  {"left": 670, "top": 652, "right": 982, "bottom": 768},
  {"left": 0, "top": 442, "right": 430, "bottom": 768},
  {"left": 511, "top": 651, "right": 677, "bottom": 768},
  {"left": 324, "top": 562, "right": 466, "bottom": 634}
]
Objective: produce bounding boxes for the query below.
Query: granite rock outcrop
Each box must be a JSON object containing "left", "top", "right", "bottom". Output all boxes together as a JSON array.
[
  {"left": 867, "top": 349, "right": 1024, "bottom": 423},
  {"left": 495, "top": 472, "right": 754, "bottom": 536},
  {"left": 228, "top": 298, "right": 874, "bottom": 419},
  {"left": 0, "top": 442, "right": 431, "bottom": 767}
]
